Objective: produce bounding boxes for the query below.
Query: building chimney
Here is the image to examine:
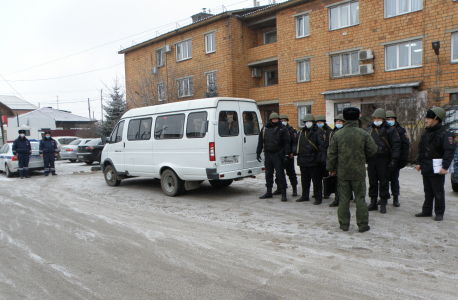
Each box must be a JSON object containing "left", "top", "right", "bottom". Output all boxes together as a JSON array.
[
  {"left": 191, "top": 9, "right": 214, "bottom": 23},
  {"left": 203, "top": 8, "right": 206, "bottom": 13}
]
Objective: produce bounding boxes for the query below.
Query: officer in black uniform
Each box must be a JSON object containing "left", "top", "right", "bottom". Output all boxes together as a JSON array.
[
  {"left": 386, "top": 111, "right": 410, "bottom": 207},
  {"left": 256, "top": 113, "right": 291, "bottom": 202},
  {"left": 12, "top": 129, "right": 32, "bottom": 179},
  {"left": 272, "top": 114, "right": 298, "bottom": 196},
  {"left": 39, "top": 131, "right": 59, "bottom": 176},
  {"left": 315, "top": 114, "right": 332, "bottom": 199},
  {"left": 415, "top": 107, "right": 454, "bottom": 221},
  {"left": 366, "top": 108, "right": 401, "bottom": 214},
  {"left": 328, "top": 114, "right": 345, "bottom": 207},
  {"left": 293, "top": 114, "right": 326, "bottom": 205}
]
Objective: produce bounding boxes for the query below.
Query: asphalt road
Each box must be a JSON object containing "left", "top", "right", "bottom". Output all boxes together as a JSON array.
[{"left": 1, "top": 161, "right": 458, "bottom": 299}]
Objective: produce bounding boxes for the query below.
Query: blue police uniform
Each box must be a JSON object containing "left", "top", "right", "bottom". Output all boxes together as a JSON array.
[
  {"left": 39, "top": 137, "right": 59, "bottom": 175},
  {"left": 12, "top": 136, "right": 32, "bottom": 178}
]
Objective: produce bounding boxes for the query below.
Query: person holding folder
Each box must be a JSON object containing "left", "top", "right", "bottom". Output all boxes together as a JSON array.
[{"left": 416, "top": 107, "right": 454, "bottom": 221}]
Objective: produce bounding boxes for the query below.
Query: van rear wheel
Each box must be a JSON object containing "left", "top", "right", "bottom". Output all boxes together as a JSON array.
[
  {"left": 209, "top": 179, "right": 233, "bottom": 188},
  {"left": 161, "top": 169, "right": 185, "bottom": 196},
  {"left": 104, "top": 165, "right": 121, "bottom": 186}
]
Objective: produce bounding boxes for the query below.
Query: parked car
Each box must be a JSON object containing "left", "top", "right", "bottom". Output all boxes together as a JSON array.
[
  {"left": 60, "top": 138, "right": 94, "bottom": 162},
  {"left": 77, "top": 138, "right": 104, "bottom": 165},
  {"left": 0, "top": 141, "right": 44, "bottom": 177},
  {"left": 101, "top": 97, "right": 263, "bottom": 196}
]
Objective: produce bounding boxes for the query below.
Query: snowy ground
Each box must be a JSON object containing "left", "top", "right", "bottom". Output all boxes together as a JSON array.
[{"left": 0, "top": 160, "right": 457, "bottom": 299}]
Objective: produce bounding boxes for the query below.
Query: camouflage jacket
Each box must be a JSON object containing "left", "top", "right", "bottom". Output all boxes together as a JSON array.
[{"left": 327, "top": 120, "right": 378, "bottom": 180}]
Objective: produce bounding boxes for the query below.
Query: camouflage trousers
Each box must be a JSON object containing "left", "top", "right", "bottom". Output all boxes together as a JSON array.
[{"left": 337, "top": 180, "right": 369, "bottom": 231}]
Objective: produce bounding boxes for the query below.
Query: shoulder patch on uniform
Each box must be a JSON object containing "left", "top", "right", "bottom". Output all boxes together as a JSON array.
[
  {"left": 405, "top": 132, "right": 409, "bottom": 140},
  {"left": 448, "top": 136, "right": 453, "bottom": 145},
  {"left": 323, "top": 134, "right": 326, "bottom": 140}
]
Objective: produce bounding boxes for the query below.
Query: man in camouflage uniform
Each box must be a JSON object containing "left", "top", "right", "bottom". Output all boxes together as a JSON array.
[
  {"left": 315, "top": 114, "right": 332, "bottom": 199},
  {"left": 416, "top": 107, "right": 454, "bottom": 221},
  {"left": 385, "top": 110, "right": 410, "bottom": 207},
  {"left": 273, "top": 114, "right": 298, "bottom": 196},
  {"left": 327, "top": 107, "right": 378, "bottom": 232}
]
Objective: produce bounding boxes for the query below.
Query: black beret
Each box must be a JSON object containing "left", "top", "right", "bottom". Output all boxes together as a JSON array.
[{"left": 343, "top": 107, "right": 360, "bottom": 121}]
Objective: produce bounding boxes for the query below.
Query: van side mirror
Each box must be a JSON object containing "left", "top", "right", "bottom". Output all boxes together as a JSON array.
[{"left": 101, "top": 135, "right": 109, "bottom": 144}]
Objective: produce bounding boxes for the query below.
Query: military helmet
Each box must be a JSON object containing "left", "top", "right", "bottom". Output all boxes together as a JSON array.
[
  {"left": 386, "top": 110, "right": 396, "bottom": 118},
  {"left": 279, "top": 114, "right": 289, "bottom": 121},
  {"left": 302, "top": 114, "right": 315, "bottom": 122},
  {"left": 334, "top": 114, "right": 345, "bottom": 122},
  {"left": 315, "top": 114, "right": 326, "bottom": 122},
  {"left": 431, "top": 107, "right": 446, "bottom": 122},
  {"left": 372, "top": 108, "right": 386, "bottom": 119},
  {"left": 269, "top": 113, "right": 280, "bottom": 120}
]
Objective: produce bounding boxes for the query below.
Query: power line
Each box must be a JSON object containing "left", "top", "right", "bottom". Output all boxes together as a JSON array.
[{"left": 0, "top": 73, "right": 26, "bottom": 100}]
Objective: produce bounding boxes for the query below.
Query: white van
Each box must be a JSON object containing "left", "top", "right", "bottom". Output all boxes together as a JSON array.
[{"left": 101, "top": 97, "right": 264, "bottom": 196}]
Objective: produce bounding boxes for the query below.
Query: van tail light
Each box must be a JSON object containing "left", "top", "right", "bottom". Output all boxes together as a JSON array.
[
  {"left": 66, "top": 148, "right": 73, "bottom": 151},
  {"left": 12, "top": 155, "right": 18, "bottom": 161},
  {"left": 209, "top": 142, "right": 215, "bottom": 161}
]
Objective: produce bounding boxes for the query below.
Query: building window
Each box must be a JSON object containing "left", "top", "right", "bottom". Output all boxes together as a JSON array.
[
  {"left": 452, "top": 33, "right": 458, "bottom": 62},
  {"left": 385, "top": 0, "right": 422, "bottom": 18},
  {"left": 177, "top": 77, "right": 193, "bottom": 98},
  {"left": 331, "top": 51, "right": 359, "bottom": 77},
  {"left": 385, "top": 40, "right": 422, "bottom": 71},
  {"left": 265, "top": 70, "right": 278, "bottom": 86},
  {"left": 157, "top": 82, "right": 166, "bottom": 102},
  {"left": 263, "top": 30, "right": 277, "bottom": 45},
  {"left": 335, "top": 102, "right": 351, "bottom": 118},
  {"left": 296, "top": 14, "right": 309, "bottom": 38},
  {"left": 176, "top": 40, "right": 192, "bottom": 61},
  {"left": 156, "top": 48, "right": 165, "bottom": 67},
  {"left": 298, "top": 105, "right": 312, "bottom": 126},
  {"left": 297, "top": 60, "right": 311, "bottom": 82},
  {"left": 207, "top": 72, "right": 217, "bottom": 92},
  {"left": 205, "top": 32, "right": 215, "bottom": 54},
  {"left": 329, "top": 1, "right": 359, "bottom": 30}
]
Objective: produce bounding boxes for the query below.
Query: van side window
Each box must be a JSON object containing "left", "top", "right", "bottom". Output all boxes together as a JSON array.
[
  {"left": 186, "top": 112, "right": 207, "bottom": 138},
  {"left": 127, "top": 118, "right": 152, "bottom": 141},
  {"left": 110, "top": 121, "right": 125, "bottom": 143},
  {"left": 154, "top": 114, "right": 185, "bottom": 139},
  {"left": 219, "top": 111, "right": 239, "bottom": 137},
  {"left": 243, "top": 112, "right": 260, "bottom": 136}
]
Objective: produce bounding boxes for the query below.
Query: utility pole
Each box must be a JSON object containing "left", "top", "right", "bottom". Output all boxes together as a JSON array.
[
  {"left": 0, "top": 106, "right": 4, "bottom": 145},
  {"left": 88, "top": 98, "right": 91, "bottom": 119},
  {"left": 101, "top": 89, "right": 103, "bottom": 122},
  {"left": 57, "top": 96, "right": 59, "bottom": 109}
]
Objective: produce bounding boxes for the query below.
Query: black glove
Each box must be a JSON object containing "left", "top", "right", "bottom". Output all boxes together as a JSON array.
[
  {"left": 398, "top": 160, "right": 408, "bottom": 169},
  {"left": 283, "top": 155, "right": 289, "bottom": 164},
  {"left": 256, "top": 153, "right": 262, "bottom": 162},
  {"left": 389, "top": 160, "right": 397, "bottom": 171}
]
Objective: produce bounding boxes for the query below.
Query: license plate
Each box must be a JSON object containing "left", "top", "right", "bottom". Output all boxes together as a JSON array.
[
  {"left": 221, "top": 156, "right": 239, "bottom": 165},
  {"left": 77, "top": 155, "right": 84, "bottom": 159}
]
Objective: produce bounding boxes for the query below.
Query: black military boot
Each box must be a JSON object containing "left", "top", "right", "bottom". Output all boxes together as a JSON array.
[
  {"left": 44, "top": 172, "right": 49, "bottom": 176},
  {"left": 295, "top": 191, "right": 309, "bottom": 202},
  {"left": 281, "top": 189, "right": 287, "bottom": 202},
  {"left": 272, "top": 188, "right": 281, "bottom": 195},
  {"left": 376, "top": 198, "right": 381, "bottom": 205},
  {"left": 19, "top": 170, "right": 24, "bottom": 179},
  {"left": 25, "top": 170, "right": 31, "bottom": 178},
  {"left": 292, "top": 185, "right": 298, "bottom": 197},
  {"left": 380, "top": 199, "right": 387, "bottom": 214},
  {"left": 393, "top": 195, "right": 400, "bottom": 207},
  {"left": 260, "top": 187, "right": 273, "bottom": 199},
  {"left": 367, "top": 197, "right": 378, "bottom": 211},
  {"left": 329, "top": 194, "right": 339, "bottom": 207},
  {"left": 313, "top": 199, "right": 322, "bottom": 205}
]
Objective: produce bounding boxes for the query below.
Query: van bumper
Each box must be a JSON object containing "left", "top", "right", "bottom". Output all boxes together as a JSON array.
[{"left": 206, "top": 167, "right": 263, "bottom": 180}]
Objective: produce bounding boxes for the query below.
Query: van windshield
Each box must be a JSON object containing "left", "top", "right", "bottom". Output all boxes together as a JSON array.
[{"left": 218, "top": 111, "right": 239, "bottom": 137}]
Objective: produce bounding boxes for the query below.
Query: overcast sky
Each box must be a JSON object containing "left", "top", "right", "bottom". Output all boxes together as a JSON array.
[{"left": 0, "top": 0, "right": 274, "bottom": 120}]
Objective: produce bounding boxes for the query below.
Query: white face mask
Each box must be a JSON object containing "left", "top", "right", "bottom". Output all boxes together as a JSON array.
[
  {"left": 20, "top": 134, "right": 25, "bottom": 138},
  {"left": 374, "top": 121, "right": 383, "bottom": 127},
  {"left": 282, "top": 121, "right": 287, "bottom": 126},
  {"left": 305, "top": 122, "right": 313, "bottom": 128}
]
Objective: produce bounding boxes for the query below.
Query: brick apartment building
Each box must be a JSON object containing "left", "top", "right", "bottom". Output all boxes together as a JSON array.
[{"left": 120, "top": 0, "right": 458, "bottom": 127}]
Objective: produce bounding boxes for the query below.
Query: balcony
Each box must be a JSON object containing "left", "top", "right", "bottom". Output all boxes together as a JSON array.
[{"left": 247, "top": 43, "right": 278, "bottom": 67}]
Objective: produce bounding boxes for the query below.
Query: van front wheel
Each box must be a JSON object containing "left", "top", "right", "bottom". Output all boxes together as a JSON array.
[
  {"left": 161, "top": 169, "right": 185, "bottom": 196},
  {"left": 209, "top": 179, "right": 233, "bottom": 188},
  {"left": 104, "top": 165, "right": 121, "bottom": 186}
]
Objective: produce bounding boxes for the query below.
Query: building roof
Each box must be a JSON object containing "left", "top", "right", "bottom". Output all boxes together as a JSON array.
[
  {"left": 320, "top": 82, "right": 422, "bottom": 100},
  {"left": 18, "top": 107, "right": 93, "bottom": 122},
  {"left": 0, "top": 95, "right": 38, "bottom": 111}
]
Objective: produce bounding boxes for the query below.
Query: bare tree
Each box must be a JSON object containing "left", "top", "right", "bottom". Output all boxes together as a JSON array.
[{"left": 76, "top": 121, "right": 102, "bottom": 138}]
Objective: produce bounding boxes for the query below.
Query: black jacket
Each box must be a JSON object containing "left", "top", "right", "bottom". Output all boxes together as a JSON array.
[
  {"left": 12, "top": 137, "right": 31, "bottom": 155},
  {"left": 293, "top": 125, "right": 326, "bottom": 167},
  {"left": 39, "top": 138, "right": 59, "bottom": 154},
  {"left": 417, "top": 123, "right": 454, "bottom": 176},
  {"left": 285, "top": 124, "right": 297, "bottom": 154},
  {"left": 319, "top": 124, "right": 332, "bottom": 150},
  {"left": 256, "top": 121, "right": 291, "bottom": 155},
  {"left": 366, "top": 121, "right": 401, "bottom": 161},
  {"left": 393, "top": 121, "right": 410, "bottom": 162}
]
